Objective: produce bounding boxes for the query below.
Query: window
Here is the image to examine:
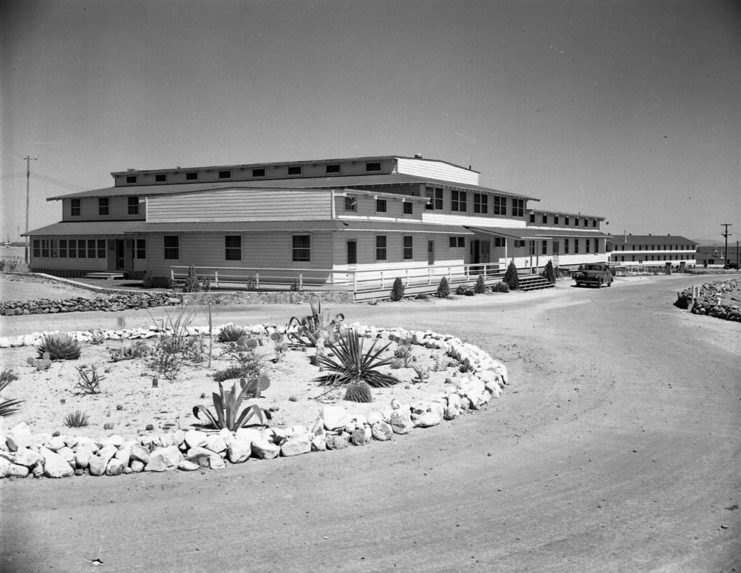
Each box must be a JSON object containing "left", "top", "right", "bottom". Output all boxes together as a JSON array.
[
  {"left": 515, "top": 240, "right": 526, "bottom": 248},
  {"left": 542, "top": 240, "right": 548, "bottom": 255},
  {"left": 564, "top": 238, "right": 570, "bottom": 254},
  {"left": 449, "top": 236, "right": 465, "bottom": 248},
  {"left": 97, "top": 239, "right": 105, "bottom": 258},
  {"left": 366, "top": 162, "right": 381, "bottom": 172},
  {"left": 403, "top": 236, "right": 413, "bottom": 260},
  {"left": 375, "top": 236, "right": 387, "bottom": 261},
  {"left": 33, "top": 240, "right": 40, "bottom": 258},
  {"left": 186, "top": 172, "right": 198, "bottom": 181},
  {"left": 493, "top": 196, "right": 507, "bottom": 216},
  {"left": 87, "top": 239, "right": 96, "bottom": 258},
  {"left": 155, "top": 174, "right": 167, "bottom": 182},
  {"left": 136, "top": 239, "right": 146, "bottom": 259},
  {"left": 51, "top": 240, "right": 58, "bottom": 258},
  {"left": 59, "top": 239, "right": 67, "bottom": 258},
  {"left": 451, "top": 190, "right": 467, "bottom": 212},
  {"left": 219, "top": 170, "right": 232, "bottom": 179},
  {"left": 41, "top": 240, "right": 49, "bottom": 257},
  {"left": 425, "top": 187, "right": 444, "bottom": 210},
  {"left": 592, "top": 220, "right": 597, "bottom": 228},
  {"left": 77, "top": 239, "right": 86, "bottom": 258},
  {"left": 574, "top": 218, "right": 579, "bottom": 227},
  {"left": 326, "top": 164, "right": 340, "bottom": 174},
  {"left": 542, "top": 214, "right": 548, "bottom": 224},
  {"left": 376, "top": 199, "right": 387, "bottom": 213},
  {"left": 164, "top": 235, "right": 179, "bottom": 260},
  {"left": 554, "top": 215, "right": 560, "bottom": 224},
  {"left": 529, "top": 213, "right": 535, "bottom": 223},
  {"left": 530, "top": 241, "right": 536, "bottom": 255},
  {"left": 473, "top": 193, "right": 488, "bottom": 214},
  {"left": 98, "top": 198, "right": 109, "bottom": 216},
  {"left": 586, "top": 239, "right": 591, "bottom": 253},
  {"left": 71, "top": 199, "right": 81, "bottom": 217},
  {"left": 574, "top": 239, "right": 579, "bottom": 254},
  {"left": 594, "top": 239, "right": 598, "bottom": 253},
  {"left": 251, "top": 168, "right": 264, "bottom": 177},
  {"left": 584, "top": 218, "right": 589, "bottom": 227},
  {"left": 292, "top": 235, "right": 310, "bottom": 262},
  {"left": 565, "top": 216, "right": 570, "bottom": 226},
  {"left": 512, "top": 198, "right": 524, "bottom": 217},
  {"left": 344, "top": 196, "right": 357, "bottom": 212},
  {"left": 494, "top": 237, "right": 505, "bottom": 247},
  {"left": 403, "top": 202, "right": 413, "bottom": 215},
  {"left": 128, "top": 196, "right": 139, "bottom": 215},
  {"left": 288, "top": 166, "right": 302, "bottom": 176},
  {"left": 126, "top": 175, "right": 137, "bottom": 184},
  {"left": 68, "top": 239, "right": 77, "bottom": 258},
  {"left": 225, "top": 235, "right": 241, "bottom": 261}
]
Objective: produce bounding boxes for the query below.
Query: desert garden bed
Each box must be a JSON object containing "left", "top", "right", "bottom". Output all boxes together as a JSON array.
[{"left": 0, "top": 302, "right": 508, "bottom": 479}]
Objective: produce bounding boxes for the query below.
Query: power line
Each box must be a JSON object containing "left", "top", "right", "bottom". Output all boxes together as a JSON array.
[{"left": 30, "top": 172, "right": 85, "bottom": 190}]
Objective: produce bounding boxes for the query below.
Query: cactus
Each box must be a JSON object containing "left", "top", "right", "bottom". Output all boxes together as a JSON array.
[
  {"left": 27, "top": 353, "right": 52, "bottom": 371},
  {"left": 37, "top": 333, "right": 81, "bottom": 361},
  {"left": 412, "top": 365, "right": 430, "bottom": 384},
  {"left": 217, "top": 324, "right": 248, "bottom": 343},
  {"left": 63, "top": 411, "right": 89, "bottom": 428},
  {"left": 344, "top": 382, "right": 373, "bottom": 403}
]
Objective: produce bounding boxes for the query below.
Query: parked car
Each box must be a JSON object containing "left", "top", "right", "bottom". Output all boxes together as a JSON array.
[{"left": 573, "top": 263, "right": 614, "bottom": 288}]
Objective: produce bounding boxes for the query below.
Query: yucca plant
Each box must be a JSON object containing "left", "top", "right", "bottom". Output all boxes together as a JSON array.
[
  {"left": 217, "top": 324, "right": 248, "bottom": 343},
  {"left": 316, "top": 328, "right": 401, "bottom": 388},
  {"left": 344, "top": 382, "right": 373, "bottom": 403},
  {"left": 287, "top": 296, "right": 344, "bottom": 347},
  {"left": 192, "top": 377, "right": 271, "bottom": 431},
  {"left": 0, "top": 377, "right": 22, "bottom": 417},
  {"left": 37, "top": 333, "right": 81, "bottom": 361},
  {"left": 64, "top": 410, "right": 89, "bottom": 428}
]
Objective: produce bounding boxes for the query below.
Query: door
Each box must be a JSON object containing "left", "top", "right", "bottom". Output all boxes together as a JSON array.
[
  {"left": 427, "top": 240, "right": 435, "bottom": 265},
  {"left": 346, "top": 240, "right": 357, "bottom": 265},
  {"left": 123, "top": 239, "right": 134, "bottom": 274},
  {"left": 115, "top": 240, "right": 125, "bottom": 270}
]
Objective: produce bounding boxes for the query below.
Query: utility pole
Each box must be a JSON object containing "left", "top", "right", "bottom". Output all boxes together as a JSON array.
[
  {"left": 23, "top": 155, "right": 38, "bottom": 264},
  {"left": 721, "top": 223, "right": 732, "bottom": 268}
]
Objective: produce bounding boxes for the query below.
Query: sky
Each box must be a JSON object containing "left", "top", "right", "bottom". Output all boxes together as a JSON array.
[{"left": 1, "top": 0, "right": 739, "bottom": 244}]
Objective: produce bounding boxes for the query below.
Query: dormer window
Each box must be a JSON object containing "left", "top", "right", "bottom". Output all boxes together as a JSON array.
[
  {"left": 252, "top": 168, "right": 265, "bottom": 177},
  {"left": 365, "top": 162, "right": 381, "bottom": 172},
  {"left": 186, "top": 172, "right": 198, "bottom": 181},
  {"left": 326, "top": 164, "right": 341, "bottom": 174},
  {"left": 219, "top": 170, "right": 232, "bottom": 179},
  {"left": 126, "top": 175, "right": 137, "bottom": 184}
]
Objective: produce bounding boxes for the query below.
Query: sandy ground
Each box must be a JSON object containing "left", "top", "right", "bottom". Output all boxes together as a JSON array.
[{"left": 1, "top": 275, "right": 740, "bottom": 572}]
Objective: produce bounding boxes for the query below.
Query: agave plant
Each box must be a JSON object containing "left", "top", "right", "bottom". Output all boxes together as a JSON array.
[
  {"left": 316, "top": 328, "right": 401, "bottom": 388},
  {"left": 0, "top": 377, "right": 22, "bottom": 417},
  {"left": 37, "top": 333, "right": 81, "bottom": 361},
  {"left": 217, "top": 324, "right": 248, "bottom": 343},
  {"left": 286, "top": 296, "right": 344, "bottom": 347},
  {"left": 63, "top": 410, "right": 89, "bottom": 428},
  {"left": 192, "top": 377, "right": 271, "bottom": 431}
]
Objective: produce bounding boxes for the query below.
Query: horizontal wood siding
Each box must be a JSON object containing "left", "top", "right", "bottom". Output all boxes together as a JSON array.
[
  {"left": 62, "top": 196, "right": 145, "bottom": 221},
  {"left": 331, "top": 233, "right": 463, "bottom": 269},
  {"left": 335, "top": 193, "right": 422, "bottom": 221},
  {"left": 146, "top": 189, "right": 331, "bottom": 223},
  {"left": 421, "top": 212, "right": 527, "bottom": 228},
  {"left": 396, "top": 158, "right": 479, "bottom": 185}
]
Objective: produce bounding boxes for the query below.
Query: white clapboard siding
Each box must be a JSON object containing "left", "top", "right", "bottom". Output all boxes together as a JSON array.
[
  {"left": 63, "top": 197, "right": 145, "bottom": 221},
  {"left": 422, "top": 212, "right": 528, "bottom": 229},
  {"left": 330, "top": 233, "right": 464, "bottom": 268},
  {"left": 396, "top": 158, "right": 479, "bottom": 186},
  {"left": 146, "top": 188, "right": 331, "bottom": 223}
]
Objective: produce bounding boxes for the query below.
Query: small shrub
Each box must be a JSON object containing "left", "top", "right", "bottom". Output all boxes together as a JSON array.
[
  {"left": 491, "top": 281, "right": 510, "bottom": 293},
  {"left": 89, "top": 331, "right": 106, "bottom": 345},
  {"left": 390, "top": 358, "right": 404, "bottom": 369},
  {"left": 109, "top": 341, "right": 150, "bottom": 362},
  {"left": 0, "top": 376, "right": 22, "bottom": 417},
  {"left": 0, "top": 369, "right": 18, "bottom": 384},
  {"left": 393, "top": 341, "right": 414, "bottom": 367},
  {"left": 455, "top": 284, "right": 467, "bottom": 295},
  {"left": 415, "top": 293, "right": 429, "bottom": 300},
  {"left": 436, "top": 277, "right": 450, "bottom": 298},
  {"left": 64, "top": 411, "right": 89, "bottom": 428},
  {"left": 344, "top": 382, "right": 373, "bottom": 403},
  {"left": 182, "top": 264, "right": 210, "bottom": 293},
  {"left": 75, "top": 365, "right": 103, "bottom": 395},
  {"left": 317, "top": 328, "right": 401, "bottom": 388},
  {"left": 287, "top": 296, "right": 344, "bottom": 347},
  {"left": 217, "top": 324, "right": 248, "bottom": 343},
  {"left": 271, "top": 332, "right": 288, "bottom": 362},
  {"left": 37, "top": 333, "right": 81, "bottom": 361},
  {"left": 542, "top": 260, "right": 556, "bottom": 284},
  {"left": 503, "top": 260, "right": 519, "bottom": 290},
  {"left": 193, "top": 379, "right": 271, "bottom": 431},
  {"left": 390, "top": 277, "right": 405, "bottom": 302},
  {"left": 412, "top": 365, "right": 430, "bottom": 383},
  {"left": 474, "top": 274, "right": 487, "bottom": 294},
  {"left": 218, "top": 338, "right": 264, "bottom": 384}
]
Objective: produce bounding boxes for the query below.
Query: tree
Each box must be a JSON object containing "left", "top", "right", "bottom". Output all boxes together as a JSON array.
[
  {"left": 503, "top": 260, "right": 519, "bottom": 290},
  {"left": 390, "top": 277, "right": 405, "bottom": 301},
  {"left": 542, "top": 260, "right": 556, "bottom": 284},
  {"left": 436, "top": 276, "right": 450, "bottom": 298},
  {"left": 474, "top": 273, "right": 487, "bottom": 294}
]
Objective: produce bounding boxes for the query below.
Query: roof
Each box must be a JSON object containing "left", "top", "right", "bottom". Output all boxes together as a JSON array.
[
  {"left": 466, "top": 225, "right": 609, "bottom": 240},
  {"left": 24, "top": 221, "right": 149, "bottom": 236},
  {"left": 110, "top": 155, "right": 481, "bottom": 177},
  {"left": 529, "top": 209, "right": 606, "bottom": 221},
  {"left": 48, "top": 174, "right": 538, "bottom": 201},
  {"left": 607, "top": 234, "right": 698, "bottom": 245}
]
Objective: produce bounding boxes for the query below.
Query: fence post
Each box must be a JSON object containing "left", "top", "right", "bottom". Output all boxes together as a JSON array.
[
  {"left": 214, "top": 271, "right": 219, "bottom": 288},
  {"left": 380, "top": 271, "right": 384, "bottom": 290},
  {"left": 255, "top": 273, "right": 260, "bottom": 290},
  {"left": 483, "top": 265, "right": 487, "bottom": 280},
  {"left": 299, "top": 273, "right": 303, "bottom": 291},
  {"left": 405, "top": 269, "right": 409, "bottom": 286},
  {"left": 170, "top": 268, "right": 174, "bottom": 282},
  {"left": 428, "top": 267, "right": 432, "bottom": 285},
  {"left": 354, "top": 271, "right": 358, "bottom": 292}
]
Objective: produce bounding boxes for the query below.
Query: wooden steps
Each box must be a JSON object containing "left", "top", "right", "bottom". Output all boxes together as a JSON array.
[
  {"left": 517, "top": 275, "right": 555, "bottom": 291},
  {"left": 85, "top": 272, "right": 125, "bottom": 280}
]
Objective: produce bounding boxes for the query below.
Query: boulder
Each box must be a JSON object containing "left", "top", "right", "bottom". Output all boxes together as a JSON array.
[
  {"left": 371, "top": 421, "right": 393, "bottom": 441},
  {"left": 130, "top": 444, "right": 150, "bottom": 465},
  {"left": 130, "top": 460, "right": 145, "bottom": 473},
  {"left": 322, "top": 405, "right": 351, "bottom": 431},
  {"left": 74, "top": 448, "right": 94, "bottom": 469},
  {"left": 350, "top": 428, "right": 368, "bottom": 446},
  {"left": 40, "top": 448, "right": 74, "bottom": 478},
  {"left": 6, "top": 422, "right": 33, "bottom": 452},
  {"left": 177, "top": 460, "right": 200, "bottom": 471},
  {"left": 251, "top": 438, "right": 280, "bottom": 460},
  {"left": 325, "top": 433, "right": 350, "bottom": 450},
  {"left": 45, "top": 435, "right": 66, "bottom": 452},
  {"left": 105, "top": 458, "right": 125, "bottom": 477},
  {"left": 184, "top": 430, "right": 208, "bottom": 449},
  {"left": 414, "top": 410, "right": 443, "bottom": 428},
  {"left": 14, "top": 447, "right": 42, "bottom": 468},
  {"left": 88, "top": 454, "right": 107, "bottom": 476},
  {"left": 144, "top": 446, "right": 181, "bottom": 472},
  {"left": 281, "top": 434, "right": 311, "bottom": 457},
  {"left": 7, "top": 463, "right": 30, "bottom": 477},
  {"left": 205, "top": 435, "right": 227, "bottom": 454},
  {"left": 227, "top": 440, "right": 251, "bottom": 464},
  {"left": 389, "top": 410, "right": 414, "bottom": 435}
]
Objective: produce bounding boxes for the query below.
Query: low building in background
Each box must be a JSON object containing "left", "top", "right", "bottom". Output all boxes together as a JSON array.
[
  {"left": 695, "top": 245, "right": 741, "bottom": 268},
  {"left": 607, "top": 234, "right": 698, "bottom": 269}
]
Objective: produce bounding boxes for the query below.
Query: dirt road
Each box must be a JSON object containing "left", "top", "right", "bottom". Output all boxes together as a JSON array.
[{"left": 1, "top": 276, "right": 740, "bottom": 572}]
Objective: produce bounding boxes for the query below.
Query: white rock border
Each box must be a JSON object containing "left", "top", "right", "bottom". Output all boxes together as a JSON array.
[{"left": 0, "top": 322, "right": 508, "bottom": 479}]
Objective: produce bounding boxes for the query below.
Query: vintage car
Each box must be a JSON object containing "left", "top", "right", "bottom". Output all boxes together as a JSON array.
[{"left": 573, "top": 263, "right": 614, "bottom": 288}]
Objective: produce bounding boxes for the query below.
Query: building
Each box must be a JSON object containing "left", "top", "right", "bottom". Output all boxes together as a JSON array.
[
  {"left": 695, "top": 245, "right": 740, "bottom": 268},
  {"left": 27, "top": 154, "right": 610, "bottom": 290},
  {"left": 607, "top": 234, "right": 698, "bottom": 268}
]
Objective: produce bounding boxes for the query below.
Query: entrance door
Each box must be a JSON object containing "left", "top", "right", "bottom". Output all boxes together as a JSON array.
[
  {"left": 115, "top": 240, "right": 125, "bottom": 270},
  {"left": 346, "top": 240, "right": 357, "bottom": 265},
  {"left": 427, "top": 240, "right": 435, "bottom": 265},
  {"left": 123, "top": 239, "right": 134, "bottom": 274}
]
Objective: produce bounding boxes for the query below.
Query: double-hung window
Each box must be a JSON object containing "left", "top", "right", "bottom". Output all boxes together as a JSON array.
[
  {"left": 136, "top": 239, "right": 146, "bottom": 259},
  {"left": 375, "top": 236, "right": 387, "bottom": 261},
  {"left": 425, "top": 187, "right": 443, "bottom": 210},
  {"left": 473, "top": 193, "right": 488, "bottom": 214},
  {"left": 403, "top": 236, "right": 413, "bottom": 260},
  {"left": 128, "top": 196, "right": 139, "bottom": 215},
  {"left": 376, "top": 199, "right": 387, "bottom": 213},
  {"left": 512, "top": 198, "right": 524, "bottom": 217},
  {"left": 98, "top": 198, "right": 109, "bottom": 216},
  {"left": 493, "top": 196, "right": 507, "bottom": 216},
  {"left": 225, "top": 235, "right": 241, "bottom": 261},
  {"left": 292, "top": 235, "right": 310, "bottom": 262},
  {"left": 451, "top": 190, "right": 467, "bottom": 212},
  {"left": 70, "top": 199, "right": 81, "bottom": 217},
  {"left": 164, "top": 236, "right": 179, "bottom": 260}
]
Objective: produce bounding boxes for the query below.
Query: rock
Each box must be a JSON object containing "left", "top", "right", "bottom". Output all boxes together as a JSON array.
[
  {"left": 57, "top": 446, "right": 76, "bottom": 466},
  {"left": 251, "top": 438, "right": 280, "bottom": 460},
  {"left": 322, "top": 405, "right": 351, "bottom": 431},
  {"left": 114, "top": 447, "right": 131, "bottom": 468},
  {"left": 144, "top": 446, "right": 181, "bottom": 472},
  {"left": 227, "top": 440, "right": 252, "bottom": 464},
  {"left": 97, "top": 445, "right": 118, "bottom": 467},
  {"left": 389, "top": 410, "right": 414, "bottom": 435},
  {"left": 130, "top": 460, "right": 145, "bottom": 473},
  {"left": 74, "top": 436, "right": 98, "bottom": 452},
  {"left": 100, "top": 435, "right": 125, "bottom": 448},
  {"left": 105, "top": 458, "right": 125, "bottom": 476},
  {"left": 311, "top": 431, "right": 327, "bottom": 451},
  {"left": 281, "top": 434, "right": 311, "bottom": 457},
  {"left": 367, "top": 411, "right": 384, "bottom": 426},
  {"left": 8, "top": 463, "right": 30, "bottom": 478},
  {"left": 205, "top": 435, "right": 227, "bottom": 454},
  {"left": 371, "top": 421, "right": 393, "bottom": 441},
  {"left": 350, "top": 428, "right": 367, "bottom": 446},
  {"left": 130, "top": 444, "right": 150, "bottom": 465},
  {"left": 235, "top": 427, "right": 267, "bottom": 446},
  {"left": 14, "top": 447, "right": 42, "bottom": 468},
  {"left": 40, "top": 448, "right": 74, "bottom": 478},
  {"left": 45, "top": 435, "right": 66, "bottom": 451},
  {"left": 74, "top": 448, "right": 94, "bottom": 469},
  {"left": 6, "top": 422, "right": 33, "bottom": 452},
  {"left": 0, "top": 457, "right": 12, "bottom": 477},
  {"left": 88, "top": 454, "right": 107, "bottom": 476},
  {"left": 325, "top": 433, "right": 350, "bottom": 450},
  {"left": 414, "top": 410, "right": 443, "bottom": 428},
  {"left": 177, "top": 460, "right": 200, "bottom": 471},
  {"left": 184, "top": 430, "right": 208, "bottom": 449}
]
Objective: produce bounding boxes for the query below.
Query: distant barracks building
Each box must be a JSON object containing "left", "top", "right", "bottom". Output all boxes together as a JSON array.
[
  {"left": 27, "top": 155, "right": 610, "bottom": 290},
  {"left": 607, "top": 234, "right": 698, "bottom": 268}
]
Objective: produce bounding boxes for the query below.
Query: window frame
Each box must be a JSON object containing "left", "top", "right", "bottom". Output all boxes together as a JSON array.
[
  {"left": 292, "top": 235, "right": 311, "bottom": 262},
  {"left": 325, "top": 164, "right": 341, "bottom": 174},
  {"left": 403, "top": 235, "right": 413, "bottom": 260},
  {"left": 225, "top": 235, "right": 242, "bottom": 261},
  {"left": 365, "top": 162, "right": 381, "bottom": 172},
  {"left": 287, "top": 166, "right": 302, "bottom": 176},
  {"left": 512, "top": 198, "right": 524, "bottom": 217},
  {"left": 164, "top": 235, "right": 180, "bottom": 260},
  {"left": 473, "top": 193, "right": 488, "bottom": 214},
  {"left": 136, "top": 239, "right": 146, "bottom": 259},
  {"left": 59, "top": 239, "right": 67, "bottom": 258},
  {"left": 403, "top": 201, "right": 413, "bottom": 215},
  {"left": 219, "top": 170, "right": 232, "bottom": 179},
  {"left": 127, "top": 196, "right": 140, "bottom": 215},
  {"left": 375, "top": 235, "right": 387, "bottom": 261},
  {"left": 155, "top": 174, "right": 167, "bottom": 183},
  {"left": 451, "top": 190, "right": 467, "bottom": 212},
  {"left": 98, "top": 197, "right": 109, "bottom": 216},
  {"left": 375, "top": 198, "right": 387, "bottom": 213},
  {"left": 344, "top": 196, "right": 357, "bottom": 212},
  {"left": 70, "top": 199, "right": 81, "bottom": 217},
  {"left": 251, "top": 168, "right": 265, "bottom": 177},
  {"left": 493, "top": 195, "right": 507, "bottom": 216}
]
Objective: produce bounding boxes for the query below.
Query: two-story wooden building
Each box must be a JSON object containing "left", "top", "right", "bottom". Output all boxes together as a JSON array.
[
  {"left": 27, "top": 155, "right": 610, "bottom": 288},
  {"left": 607, "top": 234, "right": 698, "bottom": 269}
]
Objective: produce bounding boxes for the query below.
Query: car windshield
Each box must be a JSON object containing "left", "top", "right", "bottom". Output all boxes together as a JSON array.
[{"left": 584, "top": 265, "right": 601, "bottom": 270}]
